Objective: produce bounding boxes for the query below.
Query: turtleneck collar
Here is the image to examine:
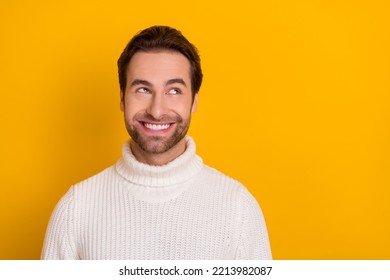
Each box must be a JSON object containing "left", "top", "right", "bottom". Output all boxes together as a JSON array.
[{"left": 115, "top": 136, "right": 203, "bottom": 187}]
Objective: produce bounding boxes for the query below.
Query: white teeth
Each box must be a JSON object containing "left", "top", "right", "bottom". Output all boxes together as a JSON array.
[{"left": 144, "top": 123, "right": 171, "bottom": 131}]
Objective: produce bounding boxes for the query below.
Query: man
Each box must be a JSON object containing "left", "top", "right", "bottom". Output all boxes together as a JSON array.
[{"left": 41, "top": 26, "right": 272, "bottom": 259}]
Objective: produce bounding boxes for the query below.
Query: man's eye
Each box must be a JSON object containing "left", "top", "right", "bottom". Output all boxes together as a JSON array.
[
  {"left": 168, "top": 88, "right": 181, "bottom": 95},
  {"left": 136, "top": 87, "right": 150, "bottom": 93}
]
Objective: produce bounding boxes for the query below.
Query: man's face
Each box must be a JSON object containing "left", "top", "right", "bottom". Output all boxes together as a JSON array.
[{"left": 121, "top": 50, "right": 198, "bottom": 155}]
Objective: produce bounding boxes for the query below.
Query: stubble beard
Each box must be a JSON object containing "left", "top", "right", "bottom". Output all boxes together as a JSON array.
[{"left": 125, "top": 113, "right": 191, "bottom": 154}]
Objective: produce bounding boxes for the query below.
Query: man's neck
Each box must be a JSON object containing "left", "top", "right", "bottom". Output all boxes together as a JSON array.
[{"left": 130, "top": 138, "right": 187, "bottom": 166}]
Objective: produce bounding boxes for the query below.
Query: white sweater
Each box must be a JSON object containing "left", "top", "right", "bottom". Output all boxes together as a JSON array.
[{"left": 41, "top": 137, "right": 272, "bottom": 259}]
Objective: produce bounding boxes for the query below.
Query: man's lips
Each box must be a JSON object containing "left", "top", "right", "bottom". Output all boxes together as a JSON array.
[{"left": 139, "top": 121, "right": 174, "bottom": 131}]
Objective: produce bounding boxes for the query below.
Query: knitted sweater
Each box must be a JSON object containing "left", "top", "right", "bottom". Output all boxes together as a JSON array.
[{"left": 41, "top": 137, "right": 272, "bottom": 259}]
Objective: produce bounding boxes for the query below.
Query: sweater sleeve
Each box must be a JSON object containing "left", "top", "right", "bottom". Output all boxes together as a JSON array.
[
  {"left": 41, "top": 187, "right": 79, "bottom": 260},
  {"left": 235, "top": 187, "right": 272, "bottom": 260}
]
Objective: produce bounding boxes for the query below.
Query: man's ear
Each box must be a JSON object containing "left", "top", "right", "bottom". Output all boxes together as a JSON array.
[
  {"left": 120, "top": 91, "right": 125, "bottom": 112},
  {"left": 191, "top": 93, "right": 199, "bottom": 113}
]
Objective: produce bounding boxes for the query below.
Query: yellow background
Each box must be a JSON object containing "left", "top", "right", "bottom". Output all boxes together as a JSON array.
[{"left": 1, "top": 0, "right": 389, "bottom": 259}]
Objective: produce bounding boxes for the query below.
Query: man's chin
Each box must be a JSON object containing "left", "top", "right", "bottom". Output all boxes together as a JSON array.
[
  {"left": 133, "top": 136, "right": 181, "bottom": 154},
  {"left": 141, "top": 140, "right": 171, "bottom": 154},
  {"left": 127, "top": 121, "right": 190, "bottom": 155}
]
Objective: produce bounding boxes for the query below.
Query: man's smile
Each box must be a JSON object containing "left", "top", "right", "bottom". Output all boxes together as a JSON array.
[{"left": 140, "top": 121, "right": 174, "bottom": 132}]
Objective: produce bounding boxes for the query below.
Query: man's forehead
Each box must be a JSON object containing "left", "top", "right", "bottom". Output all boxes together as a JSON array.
[
  {"left": 126, "top": 51, "right": 191, "bottom": 82},
  {"left": 130, "top": 50, "right": 190, "bottom": 64}
]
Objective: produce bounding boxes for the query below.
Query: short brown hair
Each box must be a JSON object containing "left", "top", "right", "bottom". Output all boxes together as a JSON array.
[{"left": 117, "top": 26, "right": 203, "bottom": 100}]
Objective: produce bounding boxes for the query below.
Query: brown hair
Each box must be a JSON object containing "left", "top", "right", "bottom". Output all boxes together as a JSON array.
[{"left": 117, "top": 26, "right": 203, "bottom": 100}]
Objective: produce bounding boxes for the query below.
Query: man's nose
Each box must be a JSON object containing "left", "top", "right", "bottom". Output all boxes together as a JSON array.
[{"left": 146, "top": 94, "right": 168, "bottom": 120}]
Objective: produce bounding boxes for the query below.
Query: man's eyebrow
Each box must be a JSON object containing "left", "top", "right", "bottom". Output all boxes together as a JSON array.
[
  {"left": 130, "top": 79, "right": 153, "bottom": 87},
  {"left": 166, "top": 78, "right": 187, "bottom": 87}
]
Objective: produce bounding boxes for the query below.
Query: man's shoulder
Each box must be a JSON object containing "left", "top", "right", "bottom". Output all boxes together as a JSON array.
[
  {"left": 197, "top": 164, "right": 260, "bottom": 208},
  {"left": 200, "top": 164, "right": 247, "bottom": 192},
  {"left": 71, "top": 164, "right": 119, "bottom": 191}
]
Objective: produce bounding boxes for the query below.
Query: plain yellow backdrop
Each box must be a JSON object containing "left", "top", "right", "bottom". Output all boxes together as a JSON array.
[{"left": 0, "top": 0, "right": 389, "bottom": 259}]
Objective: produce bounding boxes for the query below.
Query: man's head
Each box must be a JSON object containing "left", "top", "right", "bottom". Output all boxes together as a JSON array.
[
  {"left": 117, "top": 26, "right": 203, "bottom": 165},
  {"left": 118, "top": 26, "right": 203, "bottom": 101}
]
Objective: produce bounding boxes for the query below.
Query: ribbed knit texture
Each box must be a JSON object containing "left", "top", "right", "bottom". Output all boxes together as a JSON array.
[{"left": 41, "top": 137, "right": 272, "bottom": 259}]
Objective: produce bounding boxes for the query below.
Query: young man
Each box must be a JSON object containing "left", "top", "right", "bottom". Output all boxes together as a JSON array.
[{"left": 41, "top": 26, "right": 272, "bottom": 259}]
